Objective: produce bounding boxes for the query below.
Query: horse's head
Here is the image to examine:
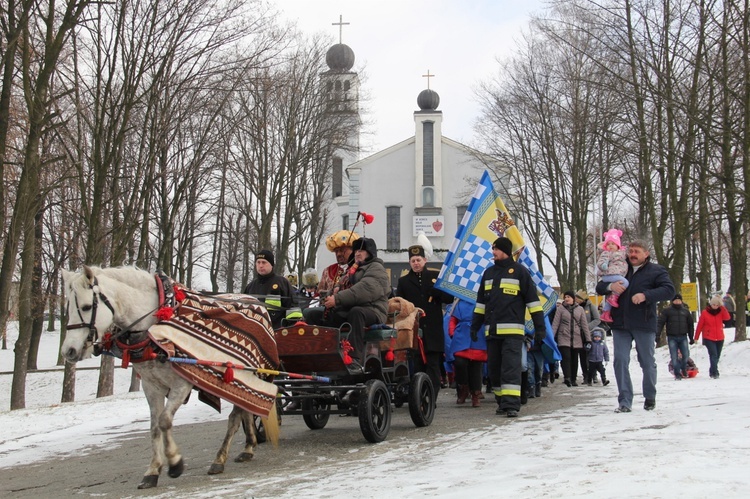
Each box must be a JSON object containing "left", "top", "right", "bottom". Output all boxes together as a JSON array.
[{"left": 61, "top": 265, "right": 117, "bottom": 363}]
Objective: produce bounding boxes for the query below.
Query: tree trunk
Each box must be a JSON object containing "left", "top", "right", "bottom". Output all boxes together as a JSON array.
[
  {"left": 61, "top": 362, "right": 76, "bottom": 403},
  {"left": 96, "top": 355, "right": 115, "bottom": 398}
]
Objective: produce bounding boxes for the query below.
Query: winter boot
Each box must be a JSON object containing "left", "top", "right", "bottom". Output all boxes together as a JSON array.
[
  {"left": 564, "top": 378, "right": 572, "bottom": 387},
  {"left": 606, "top": 293, "right": 620, "bottom": 308},
  {"left": 541, "top": 372, "right": 549, "bottom": 387},
  {"left": 456, "top": 385, "right": 469, "bottom": 405},
  {"left": 602, "top": 377, "right": 610, "bottom": 386},
  {"left": 447, "top": 372, "right": 456, "bottom": 389},
  {"left": 534, "top": 382, "right": 542, "bottom": 397},
  {"left": 471, "top": 391, "right": 482, "bottom": 407},
  {"left": 600, "top": 310, "right": 613, "bottom": 323}
]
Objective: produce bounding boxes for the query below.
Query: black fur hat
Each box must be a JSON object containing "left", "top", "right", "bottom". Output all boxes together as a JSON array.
[{"left": 352, "top": 237, "right": 377, "bottom": 259}]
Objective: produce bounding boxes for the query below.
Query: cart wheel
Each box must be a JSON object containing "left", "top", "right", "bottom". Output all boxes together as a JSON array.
[
  {"left": 408, "top": 372, "right": 435, "bottom": 427},
  {"left": 302, "top": 398, "right": 331, "bottom": 430},
  {"left": 358, "top": 379, "right": 391, "bottom": 443}
]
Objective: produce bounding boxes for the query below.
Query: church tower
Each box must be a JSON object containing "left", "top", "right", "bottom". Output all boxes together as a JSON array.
[
  {"left": 414, "top": 74, "right": 443, "bottom": 217},
  {"left": 320, "top": 15, "right": 361, "bottom": 230},
  {"left": 315, "top": 16, "right": 362, "bottom": 271}
]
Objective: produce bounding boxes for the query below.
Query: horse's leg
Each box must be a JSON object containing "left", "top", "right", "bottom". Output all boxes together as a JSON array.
[
  {"left": 160, "top": 381, "right": 192, "bottom": 479},
  {"left": 138, "top": 380, "right": 167, "bottom": 489},
  {"left": 235, "top": 408, "right": 257, "bottom": 463},
  {"left": 208, "top": 405, "right": 244, "bottom": 475}
]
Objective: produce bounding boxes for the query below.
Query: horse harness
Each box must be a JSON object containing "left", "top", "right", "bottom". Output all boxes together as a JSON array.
[
  {"left": 67, "top": 272, "right": 175, "bottom": 365},
  {"left": 66, "top": 276, "right": 117, "bottom": 355}
]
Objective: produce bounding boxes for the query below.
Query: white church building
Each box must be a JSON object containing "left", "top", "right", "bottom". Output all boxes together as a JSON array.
[{"left": 316, "top": 30, "right": 509, "bottom": 287}]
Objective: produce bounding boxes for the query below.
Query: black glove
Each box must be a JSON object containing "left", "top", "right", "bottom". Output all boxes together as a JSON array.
[
  {"left": 534, "top": 329, "right": 546, "bottom": 345},
  {"left": 470, "top": 330, "right": 478, "bottom": 342},
  {"left": 585, "top": 342, "right": 592, "bottom": 351},
  {"left": 689, "top": 339, "right": 695, "bottom": 345}
]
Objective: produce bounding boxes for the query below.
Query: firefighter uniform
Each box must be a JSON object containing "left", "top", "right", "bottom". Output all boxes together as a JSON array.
[{"left": 470, "top": 252, "right": 545, "bottom": 414}]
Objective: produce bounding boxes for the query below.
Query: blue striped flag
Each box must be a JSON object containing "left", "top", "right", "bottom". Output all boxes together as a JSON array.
[{"left": 436, "top": 171, "right": 558, "bottom": 333}]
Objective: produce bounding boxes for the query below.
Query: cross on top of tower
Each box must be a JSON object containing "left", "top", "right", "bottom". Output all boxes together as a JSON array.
[
  {"left": 422, "top": 70, "right": 435, "bottom": 89},
  {"left": 332, "top": 14, "right": 350, "bottom": 44}
]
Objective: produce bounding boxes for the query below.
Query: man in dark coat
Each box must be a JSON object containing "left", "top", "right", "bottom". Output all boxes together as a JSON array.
[
  {"left": 244, "top": 249, "right": 295, "bottom": 328},
  {"left": 657, "top": 293, "right": 694, "bottom": 380},
  {"left": 396, "top": 244, "right": 453, "bottom": 394},
  {"left": 597, "top": 240, "right": 674, "bottom": 412},
  {"left": 322, "top": 237, "right": 390, "bottom": 362}
]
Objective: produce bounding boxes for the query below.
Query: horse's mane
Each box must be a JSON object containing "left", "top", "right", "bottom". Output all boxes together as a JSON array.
[
  {"left": 67, "top": 265, "right": 157, "bottom": 294},
  {"left": 95, "top": 266, "right": 156, "bottom": 290}
]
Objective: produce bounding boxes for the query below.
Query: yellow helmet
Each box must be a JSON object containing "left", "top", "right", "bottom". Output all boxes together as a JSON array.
[{"left": 325, "top": 230, "right": 360, "bottom": 252}]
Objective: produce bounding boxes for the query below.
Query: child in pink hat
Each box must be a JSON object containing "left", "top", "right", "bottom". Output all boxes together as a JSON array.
[{"left": 597, "top": 229, "right": 629, "bottom": 322}]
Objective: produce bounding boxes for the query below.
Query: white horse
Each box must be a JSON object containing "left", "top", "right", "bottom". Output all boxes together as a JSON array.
[{"left": 60, "top": 265, "right": 279, "bottom": 489}]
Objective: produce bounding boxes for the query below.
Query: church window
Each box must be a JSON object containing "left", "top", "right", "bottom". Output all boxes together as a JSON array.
[
  {"left": 342, "top": 214, "right": 349, "bottom": 230},
  {"left": 344, "top": 80, "right": 351, "bottom": 91},
  {"left": 422, "top": 187, "right": 434, "bottom": 207},
  {"left": 423, "top": 121, "right": 434, "bottom": 186},
  {"left": 326, "top": 81, "right": 333, "bottom": 92},
  {"left": 387, "top": 206, "right": 400, "bottom": 250},
  {"left": 332, "top": 157, "right": 342, "bottom": 198},
  {"left": 335, "top": 80, "right": 342, "bottom": 91}
]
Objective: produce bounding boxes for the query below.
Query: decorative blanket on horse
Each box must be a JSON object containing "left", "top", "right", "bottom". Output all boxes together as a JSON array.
[{"left": 148, "top": 288, "right": 279, "bottom": 418}]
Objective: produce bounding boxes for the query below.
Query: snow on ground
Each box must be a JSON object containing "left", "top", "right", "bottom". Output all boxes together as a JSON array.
[{"left": 2, "top": 322, "right": 750, "bottom": 497}]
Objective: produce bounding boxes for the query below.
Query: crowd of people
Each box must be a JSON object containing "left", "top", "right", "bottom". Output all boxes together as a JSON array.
[{"left": 242, "top": 227, "right": 737, "bottom": 417}]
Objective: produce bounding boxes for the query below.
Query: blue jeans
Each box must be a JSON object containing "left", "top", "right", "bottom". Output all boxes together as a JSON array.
[
  {"left": 527, "top": 349, "right": 545, "bottom": 386},
  {"left": 703, "top": 339, "right": 724, "bottom": 377},
  {"left": 668, "top": 336, "right": 690, "bottom": 379},
  {"left": 612, "top": 328, "right": 657, "bottom": 409}
]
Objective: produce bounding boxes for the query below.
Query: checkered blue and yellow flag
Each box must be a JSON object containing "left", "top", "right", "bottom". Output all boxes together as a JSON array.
[{"left": 436, "top": 171, "right": 558, "bottom": 330}]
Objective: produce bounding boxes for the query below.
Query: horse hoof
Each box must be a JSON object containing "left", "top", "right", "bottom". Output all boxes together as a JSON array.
[
  {"left": 137, "top": 475, "right": 159, "bottom": 489},
  {"left": 234, "top": 452, "right": 254, "bottom": 463},
  {"left": 168, "top": 458, "right": 185, "bottom": 478},
  {"left": 207, "top": 463, "right": 225, "bottom": 475}
]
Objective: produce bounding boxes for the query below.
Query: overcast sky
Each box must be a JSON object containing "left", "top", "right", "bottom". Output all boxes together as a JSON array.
[{"left": 271, "top": 0, "right": 545, "bottom": 154}]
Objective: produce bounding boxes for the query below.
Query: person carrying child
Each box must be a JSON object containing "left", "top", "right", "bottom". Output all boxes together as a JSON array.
[
  {"left": 597, "top": 229, "right": 629, "bottom": 323},
  {"left": 586, "top": 328, "right": 610, "bottom": 386}
]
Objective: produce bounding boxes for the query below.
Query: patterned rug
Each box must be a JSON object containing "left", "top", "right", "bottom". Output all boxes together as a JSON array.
[{"left": 149, "top": 288, "right": 279, "bottom": 418}]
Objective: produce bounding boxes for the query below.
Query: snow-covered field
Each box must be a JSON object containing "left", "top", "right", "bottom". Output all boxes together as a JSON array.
[{"left": 2, "top": 322, "right": 750, "bottom": 497}]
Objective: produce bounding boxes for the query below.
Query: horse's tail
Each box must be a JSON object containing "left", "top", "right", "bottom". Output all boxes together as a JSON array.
[{"left": 261, "top": 402, "right": 280, "bottom": 447}]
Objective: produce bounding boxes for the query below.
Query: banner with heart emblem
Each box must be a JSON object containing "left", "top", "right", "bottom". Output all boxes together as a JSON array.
[{"left": 413, "top": 216, "right": 445, "bottom": 236}]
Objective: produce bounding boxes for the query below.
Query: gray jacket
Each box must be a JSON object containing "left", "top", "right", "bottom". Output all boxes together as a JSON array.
[
  {"left": 333, "top": 257, "right": 390, "bottom": 321},
  {"left": 581, "top": 299, "right": 601, "bottom": 331}
]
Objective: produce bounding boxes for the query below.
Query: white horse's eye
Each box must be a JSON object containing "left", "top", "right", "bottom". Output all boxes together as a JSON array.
[{"left": 81, "top": 305, "right": 92, "bottom": 312}]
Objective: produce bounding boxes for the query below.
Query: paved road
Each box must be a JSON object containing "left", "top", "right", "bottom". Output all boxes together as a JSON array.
[{"left": 0, "top": 385, "right": 597, "bottom": 498}]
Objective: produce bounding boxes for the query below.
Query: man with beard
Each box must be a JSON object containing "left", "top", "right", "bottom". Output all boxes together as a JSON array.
[
  {"left": 319, "top": 230, "right": 360, "bottom": 296},
  {"left": 303, "top": 230, "right": 359, "bottom": 324},
  {"left": 469, "top": 237, "right": 546, "bottom": 418}
]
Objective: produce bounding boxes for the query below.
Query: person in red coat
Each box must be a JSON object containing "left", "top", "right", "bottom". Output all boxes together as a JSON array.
[{"left": 694, "top": 295, "right": 730, "bottom": 379}]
